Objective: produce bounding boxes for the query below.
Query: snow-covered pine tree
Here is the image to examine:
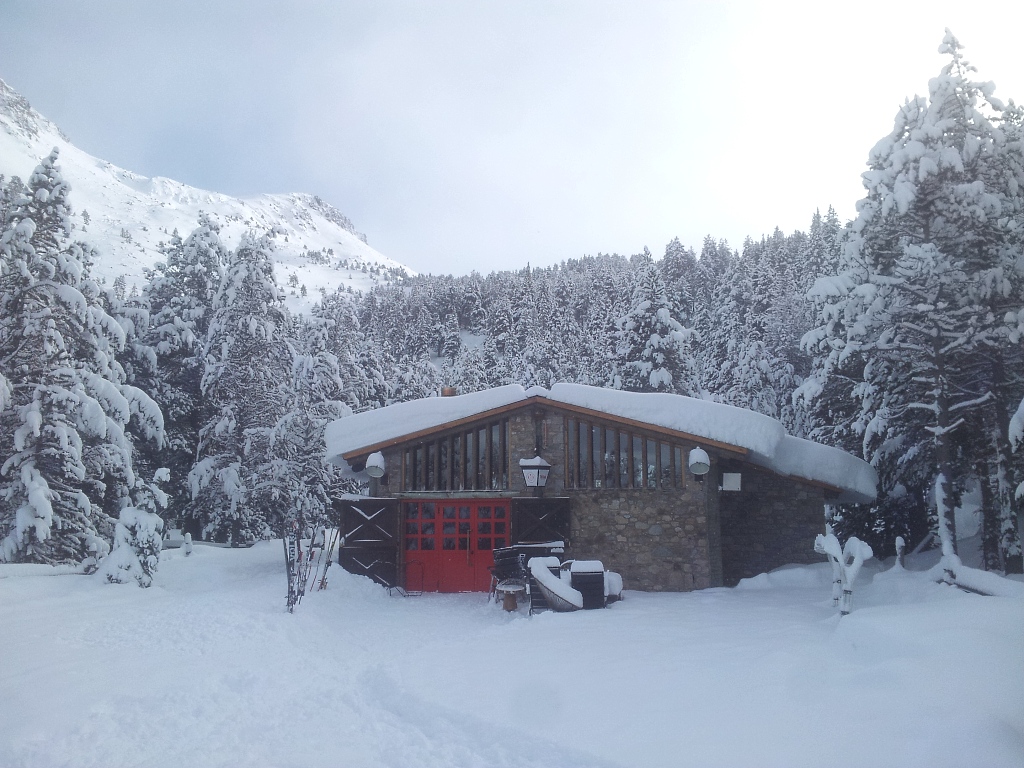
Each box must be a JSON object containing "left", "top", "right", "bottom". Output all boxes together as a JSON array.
[
  {"left": 264, "top": 316, "right": 350, "bottom": 533},
  {"left": 187, "top": 232, "right": 292, "bottom": 544},
  {"left": 143, "top": 217, "right": 227, "bottom": 526},
  {"left": 702, "top": 243, "right": 796, "bottom": 418},
  {"left": 802, "top": 32, "right": 1024, "bottom": 564},
  {"left": 0, "top": 149, "right": 163, "bottom": 565},
  {"left": 97, "top": 468, "right": 168, "bottom": 587},
  {"left": 440, "top": 313, "right": 463, "bottom": 364},
  {"left": 615, "top": 250, "right": 698, "bottom": 394},
  {"left": 660, "top": 237, "right": 698, "bottom": 326}
]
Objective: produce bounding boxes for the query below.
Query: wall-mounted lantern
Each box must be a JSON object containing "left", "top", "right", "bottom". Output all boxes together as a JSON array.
[
  {"left": 688, "top": 448, "right": 711, "bottom": 476},
  {"left": 365, "top": 452, "right": 386, "bottom": 478},
  {"left": 519, "top": 455, "right": 552, "bottom": 491}
]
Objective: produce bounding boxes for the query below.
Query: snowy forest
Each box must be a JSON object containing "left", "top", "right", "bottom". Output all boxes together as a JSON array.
[{"left": 2, "top": 32, "right": 1023, "bottom": 581}]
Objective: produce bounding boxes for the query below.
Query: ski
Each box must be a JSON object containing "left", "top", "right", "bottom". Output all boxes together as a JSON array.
[
  {"left": 284, "top": 520, "right": 300, "bottom": 613},
  {"left": 316, "top": 526, "right": 342, "bottom": 591}
]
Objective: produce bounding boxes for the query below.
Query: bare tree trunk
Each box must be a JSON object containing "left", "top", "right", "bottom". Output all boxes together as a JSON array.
[
  {"left": 933, "top": 333, "right": 958, "bottom": 560},
  {"left": 977, "top": 455, "right": 1002, "bottom": 570}
]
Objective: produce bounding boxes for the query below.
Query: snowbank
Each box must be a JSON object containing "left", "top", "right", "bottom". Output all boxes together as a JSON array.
[{"left": 3, "top": 542, "right": 1022, "bottom": 768}]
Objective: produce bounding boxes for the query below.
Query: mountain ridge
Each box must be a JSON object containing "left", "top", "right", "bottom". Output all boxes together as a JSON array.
[{"left": 0, "top": 78, "right": 411, "bottom": 313}]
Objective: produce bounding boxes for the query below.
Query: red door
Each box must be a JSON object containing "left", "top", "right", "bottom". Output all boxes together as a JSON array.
[{"left": 402, "top": 500, "right": 509, "bottom": 592}]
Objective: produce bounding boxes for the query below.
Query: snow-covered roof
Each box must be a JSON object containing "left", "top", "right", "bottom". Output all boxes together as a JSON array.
[{"left": 324, "top": 383, "right": 876, "bottom": 503}]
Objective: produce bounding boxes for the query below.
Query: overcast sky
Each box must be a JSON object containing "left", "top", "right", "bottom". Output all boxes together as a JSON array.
[{"left": 1, "top": 1, "right": 1022, "bottom": 275}]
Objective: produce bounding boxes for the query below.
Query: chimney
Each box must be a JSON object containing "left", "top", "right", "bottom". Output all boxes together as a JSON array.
[{"left": 440, "top": 386, "right": 458, "bottom": 397}]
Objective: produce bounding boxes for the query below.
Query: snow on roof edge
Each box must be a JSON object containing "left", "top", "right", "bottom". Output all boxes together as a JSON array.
[
  {"left": 325, "top": 384, "right": 529, "bottom": 464},
  {"left": 748, "top": 436, "right": 878, "bottom": 504},
  {"left": 325, "top": 383, "right": 876, "bottom": 501}
]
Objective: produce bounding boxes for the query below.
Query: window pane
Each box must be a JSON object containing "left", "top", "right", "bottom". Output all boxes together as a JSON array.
[
  {"left": 494, "top": 521, "right": 506, "bottom": 534},
  {"left": 647, "top": 438, "right": 657, "bottom": 489},
  {"left": 405, "top": 539, "right": 418, "bottom": 551},
  {"left": 494, "top": 506, "right": 506, "bottom": 519},
  {"left": 495, "top": 537, "right": 507, "bottom": 548},
  {"left": 422, "top": 503, "right": 435, "bottom": 519},
  {"left": 414, "top": 445, "right": 424, "bottom": 490},
  {"left": 459, "top": 506, "right": 471, "bottom": 519},
  {"left": 464, "top": 431, "right": 474, "bottom": 490},
  {"left": 452, "top": 436, "right": 462, "bottom": 491},
  {"left": 605, "top": 428, "right": 617, "bottom": 488},
  {"left": 439, "top": 439, "right": 448, "bottom": 491},
  {"left": 478, "top": 522, "right": 492, "bottom": 534},
  {"left": 674, "top": 446, "right": 684, "bottom": 488},
  {"left": 443, "top": 522, "right": 455, "bottom": 534},
  {"left": 500, "top": 420, "right": 509, "bottom": 489},
  {"left": 580, "top": 422, "right": 590, "bottom": 487},
  {"left": 421, "top": 522, "right": 435, "bottom": 535},
  {"left": 620, "top": 431, "right": 630, "bottom": 488},
  {"left": 567, "top": 418, "right": 577, "bottom": 488},
  {"left": 404, "top": 503, "right": 419, "bottom": 520},
  {"left": 426, "top": 442, "right": 436, "bottom": 490},
  {"left": 406, "top": 522, "right": 419, "bottom": 535},
  {"left": 632, "top": 434, "right": 643, "bottom": 488},
  {"left": 660, "top": 443, "right": 673, "bottom": 489},
  {"left": 592, "top": 425, "right": 602, "bottom": 488},
  {"left": 443, "top": 537, "right": 456, "bottom": 550},
  {"left": 490, "top": 423, "right": 501, "bottom": 490},
  {"left": 477, "top": 506, "right": 491, "bottom": 519},
  {"left": 421, "top": 538, "right": 435, "bottom": 551},
  {"left": 477, "top": 427, "right": 487, "bottom": 489},
  {"left": 459, "top": 522, "right": 470, "bottom": 534},
  {"left": 479, "top": 537, "right": 492, "bottom": 549},
  {"left": 442, "top": 506, "right": 455, "bottom": 519}
]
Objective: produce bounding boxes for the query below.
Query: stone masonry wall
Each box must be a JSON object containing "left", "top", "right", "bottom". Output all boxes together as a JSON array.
[
  {"left": 567, "top": 484, "right": 716, "bottom": 591},
  {"left": 718, "top": 466, "right": 826, "bottom": 586}
]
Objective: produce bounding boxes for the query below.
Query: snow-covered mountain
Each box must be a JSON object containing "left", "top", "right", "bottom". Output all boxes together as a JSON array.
[{"left": 0, "top": 78, "right": 411, "bottom": 314}]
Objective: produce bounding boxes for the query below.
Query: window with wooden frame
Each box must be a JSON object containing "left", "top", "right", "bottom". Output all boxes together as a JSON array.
[
  {"left": 564, "top": 416, "right": 686, "bottom": 490},
  {"left": 400, "top": 419, "right": 510, "bottom": 492}
]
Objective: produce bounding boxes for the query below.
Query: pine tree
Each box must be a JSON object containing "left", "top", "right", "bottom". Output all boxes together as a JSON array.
[
  {"left": 802, "top": 32, "right": 1024, "bottom": 564},
  {"left": 265, "top": 317, "right": 349, "bottom": 533},
  {"left": 0, "top": 149, "right": 163, "bottom": 564},
  {"left": 615, "top": 251, "right": 698, "bottom": 394},
  {"left": 97, "top": 468, "right": 168, "bottom": 587},
  {"left": 143, "top": 217, "right": 226, "bottom": 527},
  {"left": 187, "top": 232, "right": 291, "bottom": 543}
]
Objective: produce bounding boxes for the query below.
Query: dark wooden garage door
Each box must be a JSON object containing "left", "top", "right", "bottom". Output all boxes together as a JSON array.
[
  {"left": 511, "top": 497, "right": 571, "bottom": 544},
  {"left": 335, "top": 498, "right": 399, "bottom": 588}
]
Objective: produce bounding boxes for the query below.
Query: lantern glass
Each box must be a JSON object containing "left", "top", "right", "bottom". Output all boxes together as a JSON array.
[{"left": 519, "top": 455, "right": 551, "bottom": 488}]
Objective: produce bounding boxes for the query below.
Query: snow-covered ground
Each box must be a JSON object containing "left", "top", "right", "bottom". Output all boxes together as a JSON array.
[{"left": 2, "top": 544, "right": 1022, "bottom": 768}]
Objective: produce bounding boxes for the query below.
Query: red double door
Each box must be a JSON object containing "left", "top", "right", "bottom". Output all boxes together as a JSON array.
[{"left": 402, "top": 499, "right": 509, "bottom": 592}]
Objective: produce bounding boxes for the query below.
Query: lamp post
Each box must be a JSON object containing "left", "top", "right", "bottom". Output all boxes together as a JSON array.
[{"left": 519, "top": 455, "right": 551, "bottom": 497}]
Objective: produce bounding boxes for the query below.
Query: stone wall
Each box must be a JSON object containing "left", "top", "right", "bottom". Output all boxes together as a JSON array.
[
  {"left": 567, "top": 484, "right": 717, "bottom": 591},
  {"left": 718, "top": 466, "right": 826, "bottom": 586}
]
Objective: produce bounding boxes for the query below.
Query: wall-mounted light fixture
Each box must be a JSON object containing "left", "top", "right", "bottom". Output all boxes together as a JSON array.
[
  {"left": 365, "top": 451, "right": 386, "bottom": 478},
  {"left": 520, "top": 455, "right": 552, "bottom": 490},
  {"left": 688, "top": 448, "right": 711, "bottom": 476}
]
